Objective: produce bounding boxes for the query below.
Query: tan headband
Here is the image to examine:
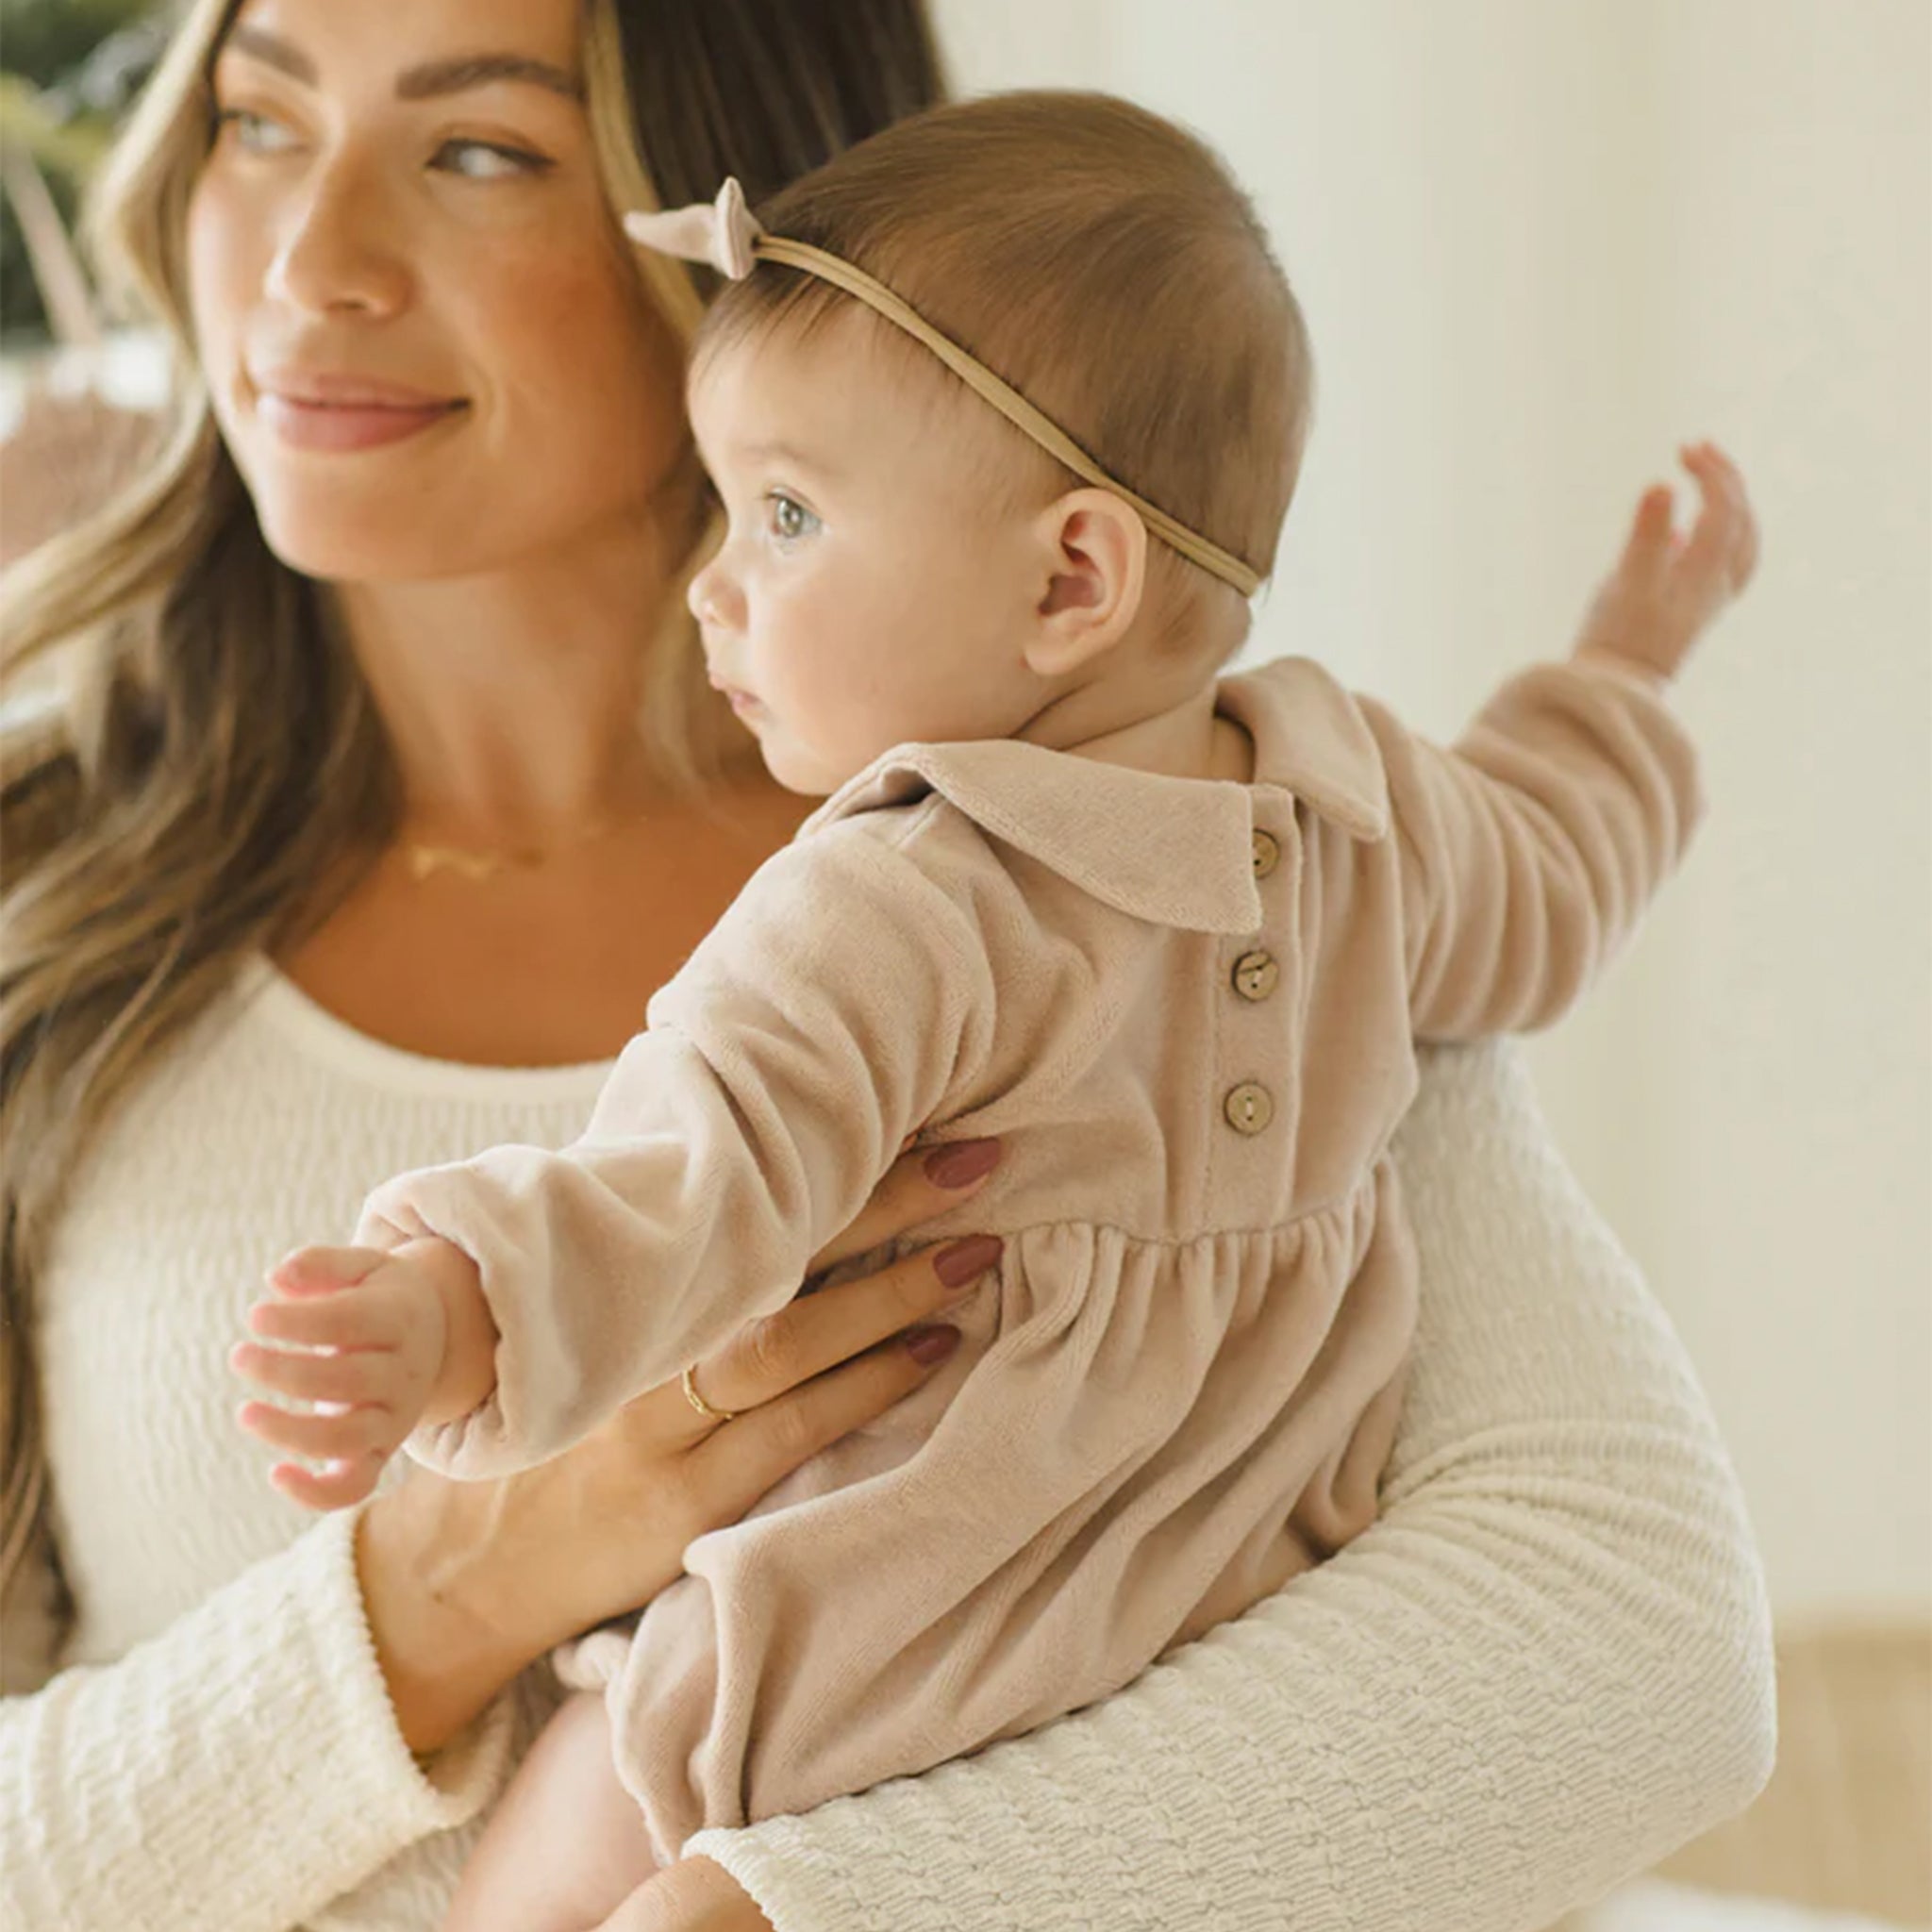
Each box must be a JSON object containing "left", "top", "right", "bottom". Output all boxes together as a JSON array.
[{"left": 624, "top": 178, "right": 1262, "bottom": 599}]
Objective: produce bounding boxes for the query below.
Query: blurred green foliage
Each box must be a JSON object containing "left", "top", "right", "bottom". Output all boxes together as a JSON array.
[{"left": 1, "top": 0, "right": 167, "bottom": 341}]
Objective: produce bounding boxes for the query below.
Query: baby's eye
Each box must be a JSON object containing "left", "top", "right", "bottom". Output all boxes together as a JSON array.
[
  {"left": 766, "top": 492, "right": 821, "bottom": 543},
  {"left": 431, "top": 139, "right": 552, "bottom": 181}
]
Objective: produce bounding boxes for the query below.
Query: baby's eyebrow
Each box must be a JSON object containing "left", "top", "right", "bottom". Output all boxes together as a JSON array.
[{"left": 730, "top": 440, "right": 843, "bottom": 482}]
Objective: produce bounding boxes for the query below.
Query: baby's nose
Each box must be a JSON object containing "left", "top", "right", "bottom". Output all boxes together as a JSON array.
[{"left": 687, "top": 558, "right": 738, "bottom": 630}]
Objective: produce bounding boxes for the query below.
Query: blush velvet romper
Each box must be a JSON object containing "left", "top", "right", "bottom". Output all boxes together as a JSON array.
[{"left": 358, "top": 650, "right": 1700, "bottom": 1864}]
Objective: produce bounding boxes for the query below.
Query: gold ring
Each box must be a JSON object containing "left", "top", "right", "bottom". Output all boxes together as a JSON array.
[{"left": 681, "top": 1364, "right": 739, "bottom": 1424}]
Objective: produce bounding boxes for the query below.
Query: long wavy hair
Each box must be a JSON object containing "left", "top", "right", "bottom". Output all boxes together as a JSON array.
[{"left": 0, "top": 0, "right": 945, "bottom": 1642}]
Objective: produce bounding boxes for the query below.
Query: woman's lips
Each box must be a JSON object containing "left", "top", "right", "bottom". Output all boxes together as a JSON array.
[{"left": 251, "top": 371, "right": 469, "bottom": 452}]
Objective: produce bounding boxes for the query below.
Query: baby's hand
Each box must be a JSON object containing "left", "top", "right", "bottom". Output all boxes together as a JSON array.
[
  {"left": 1574, "top": 441, "right": 1759, "bottom": 686},
  {"left": 231, "top": 1241, "right": 455, "bottom": 1510}
]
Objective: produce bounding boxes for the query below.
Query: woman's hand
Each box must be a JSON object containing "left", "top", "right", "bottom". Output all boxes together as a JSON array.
[
  {"left": 355, "top": 1138, "right": 1004, "bottom": 1757},
  {"left": 1573, "top": 440, "right": 1759, "bottom": 685}
]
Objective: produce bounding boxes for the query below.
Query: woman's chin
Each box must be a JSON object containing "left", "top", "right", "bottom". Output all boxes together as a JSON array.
[{"left": 252, "top": 498, "right": 505, "bottom": 586}]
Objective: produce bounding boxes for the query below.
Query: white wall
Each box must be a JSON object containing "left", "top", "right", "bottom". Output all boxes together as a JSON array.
[{"left": 933, "top": 0, "right": 1932, "bottom": 1617}]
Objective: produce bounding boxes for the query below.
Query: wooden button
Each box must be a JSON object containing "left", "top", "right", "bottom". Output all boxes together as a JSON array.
[
  {"left": 1251, "top": 829, "right": 1280, "bottom": 878},
  {"left": 1223, "top": 1082, "right": 1274, "bottom": 1135},
  {"left": 1231, "top": 950, "right": 1279, "bottom": 1002}
]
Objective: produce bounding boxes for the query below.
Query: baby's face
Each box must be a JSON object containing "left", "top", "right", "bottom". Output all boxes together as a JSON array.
[{"left": 686, "top": 309, "right": 1054, "bottom": 795}]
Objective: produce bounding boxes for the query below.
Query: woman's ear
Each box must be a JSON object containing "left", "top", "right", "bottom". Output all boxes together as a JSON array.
[{"left": 1023, "top": 489, "right": 1148, "bottom": 679}]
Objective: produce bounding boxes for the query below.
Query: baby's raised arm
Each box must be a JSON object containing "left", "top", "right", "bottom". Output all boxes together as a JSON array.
[{"left": 1376, "top": 442, "right": 1757, "bottom": 1041}]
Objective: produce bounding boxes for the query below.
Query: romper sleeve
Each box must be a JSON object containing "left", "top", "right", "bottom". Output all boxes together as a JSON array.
[
  {"left": 1364, "top": 656, "right": 1704, "bottom": 1040},
  {"left": 0, "top": 1501, "right": 519, "bottom": 1932},
  {"left": 358, "top": 821, "right": 997, "bottom": 1481},
  {"left": 683, "top": 1041, "right": 1776, "bottom": 1932}
]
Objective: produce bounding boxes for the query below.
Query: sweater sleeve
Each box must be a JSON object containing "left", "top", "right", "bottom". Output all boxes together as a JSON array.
[
  {"left": 361, "top": 824, "right": 996, "bottom": 1481},
  {"left": 1365, "top": 657, "right": 1705, "bottom": 1040},
  {"left": 0, "top": 1502, "right": 520, "bottom": 1932},
  {"left": 684, "top": 1040, "right": 1777, "bottom": 1932}
]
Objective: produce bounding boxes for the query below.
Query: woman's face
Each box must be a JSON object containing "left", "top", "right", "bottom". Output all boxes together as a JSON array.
[{"left": 187, "top": 0, "right": 687, "bottom": 585}]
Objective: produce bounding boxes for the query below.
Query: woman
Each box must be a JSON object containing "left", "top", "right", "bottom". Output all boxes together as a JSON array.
[{"left": 0, "top": 3, "right": 1774, "bottom": 1928}]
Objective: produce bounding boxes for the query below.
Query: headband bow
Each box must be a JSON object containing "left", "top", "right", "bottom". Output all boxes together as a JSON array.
[{"left": 623, "top": 178, "right": 760, "bottom": 281}]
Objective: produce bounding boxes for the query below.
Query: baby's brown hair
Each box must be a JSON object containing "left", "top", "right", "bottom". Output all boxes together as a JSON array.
[{"left": 695, "top": 90, "right": 1314, "bottom": 645}]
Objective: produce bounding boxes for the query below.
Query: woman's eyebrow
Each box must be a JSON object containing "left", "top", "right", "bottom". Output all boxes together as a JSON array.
[
  {"left": 220, "top": 25, "right": 583, "bottom": 103},
  {"left": 395, "top": 55, "right": 584, "bottom": 104}
]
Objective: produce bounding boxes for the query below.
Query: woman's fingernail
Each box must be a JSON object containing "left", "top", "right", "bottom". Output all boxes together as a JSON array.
[
  {"left": 924, "top": 1139, "right": 1001, "bottom": 1189},
  {"left": 934, "top": 1234, "right": 1002, "bottom": 1288},
  {"left": 905, "top": 1324, "right": 961, "bottom": 1365}
]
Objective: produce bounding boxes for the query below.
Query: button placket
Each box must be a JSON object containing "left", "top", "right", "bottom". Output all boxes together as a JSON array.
[{"left": 1219, "top": 816, "right": 1285, "bottom": 1142}]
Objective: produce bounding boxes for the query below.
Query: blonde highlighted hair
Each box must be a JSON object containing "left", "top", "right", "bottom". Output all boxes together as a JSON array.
[{"left": 0, "top": 0, "right": 944, "bottom": 1639}]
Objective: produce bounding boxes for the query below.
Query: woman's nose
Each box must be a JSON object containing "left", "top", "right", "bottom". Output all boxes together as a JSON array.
[{"left": 264, "top": 158, "right": 410, "bottom": 319}]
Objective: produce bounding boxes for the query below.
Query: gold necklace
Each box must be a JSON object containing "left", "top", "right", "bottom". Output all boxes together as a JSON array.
[{"left": 396, "top": 813, "right": 634, "bottom": 885}]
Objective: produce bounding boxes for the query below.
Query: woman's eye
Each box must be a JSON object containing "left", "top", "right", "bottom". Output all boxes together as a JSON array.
[
  {"left": 431, "top": 139, "right": 552, "bottom": 181},
  {"left": 214, "top": 108, "right": 299, "bottom": 156},
  {"left": 767, "top": 493, "right": 821, "bottom": 542}
]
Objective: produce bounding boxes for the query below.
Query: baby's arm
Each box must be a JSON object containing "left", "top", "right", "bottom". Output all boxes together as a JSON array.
[
  {"left": 1379, "top": 441, "right": 1757, "bottom": 1040},
  {"left": 345, "top": 824, "right": 994, "bottom": 1486},
  {"left": 233, "top": 1235, "right": 501, "bottom": 1509}
]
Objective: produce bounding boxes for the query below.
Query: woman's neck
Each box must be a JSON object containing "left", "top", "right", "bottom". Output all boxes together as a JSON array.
[{"left": 333, "top": 522, "right": 676, "bottom": 847}]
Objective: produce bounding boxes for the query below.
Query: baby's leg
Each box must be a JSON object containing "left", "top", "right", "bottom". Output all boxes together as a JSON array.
[{"left": 441, "top": 1689, "right": 660, "bottom": 1932}]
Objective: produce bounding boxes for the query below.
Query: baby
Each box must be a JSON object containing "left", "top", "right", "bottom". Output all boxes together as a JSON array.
[{"left": 230, "top": 91, "right": 1754, "bottom": 1932}]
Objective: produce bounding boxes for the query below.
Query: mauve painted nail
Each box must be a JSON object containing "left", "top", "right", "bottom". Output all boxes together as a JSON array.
[
  {"left": 933, "top": 1234, "right": 1002, "bottom": 1288},
  {"left": 924, "top": 1139, "right": 1002, "bottom": 1189},
  {"left": 905, "top": 1325, "right": 961, "bottom": 1365}
]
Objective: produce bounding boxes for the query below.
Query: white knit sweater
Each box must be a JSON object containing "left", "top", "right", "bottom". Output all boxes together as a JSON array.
[{"left": 0, "top": 958, "right": 1774, "bottom": 1932}]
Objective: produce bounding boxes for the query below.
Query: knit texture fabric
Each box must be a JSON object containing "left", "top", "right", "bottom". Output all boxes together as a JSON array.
[{"left": 0, "top": 972, "right": 1774, "bottom": 1930}]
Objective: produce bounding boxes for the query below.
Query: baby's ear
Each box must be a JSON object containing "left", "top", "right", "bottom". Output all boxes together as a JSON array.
[{"left": 1023, "top": 489, "right": 1148, "bottom": 678}]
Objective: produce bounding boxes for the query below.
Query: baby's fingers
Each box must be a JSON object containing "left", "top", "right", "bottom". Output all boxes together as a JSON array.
[
  {"left": 268, "top": 1243, "right": 389, "bottom": 1296},
  {"left": 268, "top": 1452, "right": 386, "bottom": 1512},
  {"left": 230, "top": 1337, "right": 403, "bottom": 1408},
  {"left": 246, "top": 1284, "right": 385, "bottom": 1350},
  {"left": 1677, "top": 442, "right": 1757, "bottom": 603},
  {"left": 238, "top": 1397, "right": 398, "bottom": 1462},
  {"left": 1703, "top": 442, "right": 1761, "bottom": 592},
  {"left": 1620, "top": 483, "right": 1678, "bottom": 584}
]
